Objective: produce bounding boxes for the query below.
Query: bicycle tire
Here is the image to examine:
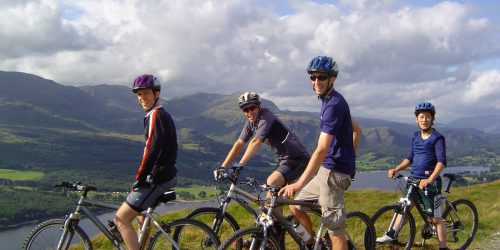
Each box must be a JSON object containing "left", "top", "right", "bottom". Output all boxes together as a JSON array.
[
  {"left": 23, "top": 218, "right": 92, "bottom": 250},
  {"left": 372, "top": 205, "right": 415, "bottom": 250},
  {"left": 146, "top": 217, "right": 220, "bottom": 250},
  {"left": 185, "top": 207, "right": 240, "bottom": 243},
  {"left": 346, "top": 210, "right": 376, "bottom": 250},
  {"left": 442, "top": 199, "right": 478, "bottom": 250},
  {"left": 220, "top": 226, "right": 281, "bottom": 250}
]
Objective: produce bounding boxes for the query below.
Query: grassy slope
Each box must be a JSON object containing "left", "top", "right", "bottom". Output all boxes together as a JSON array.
[{"left": 89, "top": 180, "right": 499, "bottom": 249}]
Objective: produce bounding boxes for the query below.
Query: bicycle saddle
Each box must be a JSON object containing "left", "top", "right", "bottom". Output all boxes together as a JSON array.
[
  {"left": 443, "top": 173, "right": 457, "bottom": 181},
  {"left": 153, "top": 190, "right": 177, "bottom": 206}
]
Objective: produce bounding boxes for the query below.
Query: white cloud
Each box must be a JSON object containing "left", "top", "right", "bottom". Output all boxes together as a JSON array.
[{"left": 0, "top": 0, "right": 499, "bottom": 123}]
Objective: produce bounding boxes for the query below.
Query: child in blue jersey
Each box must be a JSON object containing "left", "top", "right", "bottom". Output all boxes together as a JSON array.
[{"left": 377, "top": 101, "right": 448, "bottom": 250}]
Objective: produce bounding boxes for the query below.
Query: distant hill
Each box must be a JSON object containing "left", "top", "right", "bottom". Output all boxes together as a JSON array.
[
  {"left": 446, "top": 115, "right": 500, "bottom": 134},
  {"left": 0, "top": 70, "right": 498, "bottom": 186}
]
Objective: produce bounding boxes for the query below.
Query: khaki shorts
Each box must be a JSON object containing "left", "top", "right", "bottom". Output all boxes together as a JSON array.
[{"left": 294, "top": 167, "right": 351, "bottom": 235}]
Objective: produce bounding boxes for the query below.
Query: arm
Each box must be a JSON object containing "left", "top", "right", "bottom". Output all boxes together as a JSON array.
[
  {"left": 419, "top": 162, "right": 445, "bottom": 189},
  {"left": 221, "top": 139, "right": 245, "bottom": 168},
  {"left": 238, "top": 137, "right": 263, "bottom": 166},
  {"left": 352, "top": 118, "right": 362, "bottom": 153},
  {"left": 388, "top": 159, "right": 411, "bottom": 178},
  {"left": 279, "top": 132, "right": 333, "bottom": 197}
]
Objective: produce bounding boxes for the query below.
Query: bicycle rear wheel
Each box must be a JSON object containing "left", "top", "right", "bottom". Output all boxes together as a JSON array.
[
  {"left": 185, "top": 207, "right": 240, "bottom": 243},
  {"left": 146, "top": 217, "right": 220, "bottom": 250},
  {"left": 372, "top": 205, "right": 415, "bottom": 250},
  {"left": 346, "top": 210, "right": 376, "bottom": 250},
  {"left": 23, "top": 218, "right": 92, "bottom": 250},
  {"left": 442, "top": 199, "right": 478, "bottom": 250},
  {"left": 220, "top": 226, "right": 281, "bottom": 250}
]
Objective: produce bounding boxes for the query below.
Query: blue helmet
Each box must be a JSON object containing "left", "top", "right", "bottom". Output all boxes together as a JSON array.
[
  {"left": 307, "top": 56, "right": 339, "bottom": 76},
  {"left": 414, "top": 101, "right": 436, "bottom": 116},
  {"left": 132, "top": 74, "right": 161, "bottom": 93}
]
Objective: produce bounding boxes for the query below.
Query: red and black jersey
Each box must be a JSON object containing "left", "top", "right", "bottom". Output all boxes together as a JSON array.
[{"left": 135, "top": 105, "right": 177, "bottom": 184}]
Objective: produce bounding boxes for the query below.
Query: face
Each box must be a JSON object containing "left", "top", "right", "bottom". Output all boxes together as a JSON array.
[
  {"left": 135, "top": 88, "right": 159, "bottom": 111},
  {"left": 241, "top": 105, "right": 260, "bottom": 123},
  {"left": 415, "top": 111, "right": 434, "bottom": 131},
  {"left": 310, "top": 73, "right": 334, "bottom": 96}
]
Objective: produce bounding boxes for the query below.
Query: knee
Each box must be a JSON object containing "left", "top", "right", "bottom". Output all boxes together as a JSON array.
[
  {"left": 323, "top": 208, "right": 346, "bottom": 235},
  {"left": 432, "top": 217, "right": 444, "bottom": 224}
]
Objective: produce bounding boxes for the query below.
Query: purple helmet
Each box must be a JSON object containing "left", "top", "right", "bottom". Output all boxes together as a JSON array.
[{"left": 132, "top": 74, "right": 161, "bottom": 93}]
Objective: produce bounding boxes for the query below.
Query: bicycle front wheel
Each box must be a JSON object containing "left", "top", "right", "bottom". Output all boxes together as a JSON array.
[
  {"left": 346, "top": 210, "right": 376, "bottom": 250},
  {"left": 372, "top": 205, "right": 415, "bottom": 250},
  {"left": 185, "top": 207, "right": 240, "bottom": 243},
  {"left": 23, "top": 218, "right": 92, "bottom": 250},
  {"left": 442, "top": 199, "right": 478, "bottom": 250},
  {"left": 220, "top": 226, "right": 281, "bottom": 250},
  {"left": 146, "top": 217, "right": 220, "bottom": 250}
]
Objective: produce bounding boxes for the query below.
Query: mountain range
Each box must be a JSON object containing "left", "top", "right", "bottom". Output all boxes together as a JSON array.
[{"left": 0, "top": 70, "right": 498, "bottom": 186}]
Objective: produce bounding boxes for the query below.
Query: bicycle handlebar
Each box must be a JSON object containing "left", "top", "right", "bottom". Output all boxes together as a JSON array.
[{"left": 55, "top": 181, "right": 97, "bottom": 192}]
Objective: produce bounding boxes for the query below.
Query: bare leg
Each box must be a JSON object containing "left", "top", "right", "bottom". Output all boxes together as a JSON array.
[
  {"left": 433, "top": 217, "right": 447, "bottom": 248},
  {"left": 289, "top": 205, "right": 314, "bottom": 244},
  {"left": 267, "top": 171, "right": 286, "bottom": 215},
  {"left": 330, "top": 234, "right": 348, "bottom": 250},
  {"left": 115, "top": 203, "right": 140, "bottom": 250}
]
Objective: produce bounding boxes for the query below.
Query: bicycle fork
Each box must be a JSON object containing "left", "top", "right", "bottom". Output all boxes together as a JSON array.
[
  {"left": 388, "top": 202, "right": 410, "bottom": 240},
  {"left": 57, "top": 213, "right": 81, "bottom": 250}
]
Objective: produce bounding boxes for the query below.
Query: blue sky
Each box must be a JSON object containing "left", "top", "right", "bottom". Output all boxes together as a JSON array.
[{"left": 1, "top": 0, "right": 499, "bottom": 123}]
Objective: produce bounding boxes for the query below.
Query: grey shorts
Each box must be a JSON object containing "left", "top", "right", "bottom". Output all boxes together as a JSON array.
[
  {"left": 275, "top": 155, "right": 310, "bottom": 184},
  {"left": 126, "top": 178, "right": 177, "bottom": 213},
  {"left": 294, "top": 167, "right": 351, "bottom": 235}
]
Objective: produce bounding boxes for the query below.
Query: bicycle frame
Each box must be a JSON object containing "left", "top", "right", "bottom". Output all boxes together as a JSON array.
[
  {"left": 57, "top": 184, "right": 181, "bottom": 250},
  {"left": 264, "top": 195, "right": 325, "bottom": 250},
  {"left": 59, "top": 196, "right": 122, "bottom": 249},
  {"left": 390, "top": 175, "right": 453, "bottom": 240}
]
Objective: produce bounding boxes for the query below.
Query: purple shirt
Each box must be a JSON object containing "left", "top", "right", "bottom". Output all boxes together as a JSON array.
[
  {"left": 239, "top": 108, "right": 309, "bottom": 160},
  {"left": 319, "top": 91, "right": 355, "bottom": 176},
  {"left": 406, "top": 129, "right": 446, "bottom": 178}
]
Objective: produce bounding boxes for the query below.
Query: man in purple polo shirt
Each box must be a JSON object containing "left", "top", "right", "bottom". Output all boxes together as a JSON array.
[{"left": 280, "top": 56, "right": 356, "bottom": 250}]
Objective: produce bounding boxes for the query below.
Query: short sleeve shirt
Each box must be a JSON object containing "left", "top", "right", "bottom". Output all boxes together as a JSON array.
[
  {"left": 406, "top": 129, "right": 446, "bottom": 178},
  {"left": 319, "top": 91, "right": 355, "bottom": 176},
  {"left": 239, "top": 108, "right": 309, "bottom": 160}
]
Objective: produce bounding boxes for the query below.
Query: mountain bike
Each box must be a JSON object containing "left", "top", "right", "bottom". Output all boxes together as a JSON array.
[
  {"left": 187, "top": 166, "right": 374, "bottom": 249},
  {"left": 218, "top": 181, "right": 375, "bottom": 250},
  {"left": 23, "top": 181, "right": 220, "bottom": 250},
  {"left": 371, "top": 173, "right": 478, "bottom": 250}
]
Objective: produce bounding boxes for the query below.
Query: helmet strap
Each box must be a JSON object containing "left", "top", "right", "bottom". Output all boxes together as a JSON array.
[{"left": 317, "top": 78, "right": 335, "bottom": 98}]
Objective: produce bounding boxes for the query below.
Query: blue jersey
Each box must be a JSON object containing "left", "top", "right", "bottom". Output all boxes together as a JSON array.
[
  {"left": 319, "top": 91, "right": 355, "bottom": 176},
  {"left": 406, "top": 129, "right": 446, "bottom": 178}
]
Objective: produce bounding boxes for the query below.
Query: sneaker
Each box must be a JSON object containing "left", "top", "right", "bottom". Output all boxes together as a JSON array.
[{"left": 376, "top": 234, "right": 397, "bottom": 243}]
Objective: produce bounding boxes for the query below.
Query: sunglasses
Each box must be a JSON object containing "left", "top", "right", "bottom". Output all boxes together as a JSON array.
[
  {"left": 242, "top": 105, "right": 258, "bottom": 113},
  {"left": 309, "top": 75, "right": 329, "bottom": 81}
]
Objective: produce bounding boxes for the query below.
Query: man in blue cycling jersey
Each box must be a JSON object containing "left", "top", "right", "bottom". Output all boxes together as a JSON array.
[
  {"left": 377, "top": 101, "right": 447, "bottom": 250},
  {"left": 114, "top": 74, "right": 177, "bottom": 250},
  {"left": 280, "top": 56, "right": 358, "bottom": 250}
]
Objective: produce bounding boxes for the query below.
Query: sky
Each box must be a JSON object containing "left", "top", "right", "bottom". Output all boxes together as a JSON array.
[{"left": 1, "top": 0, "right": 499, "bottom": 123}]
